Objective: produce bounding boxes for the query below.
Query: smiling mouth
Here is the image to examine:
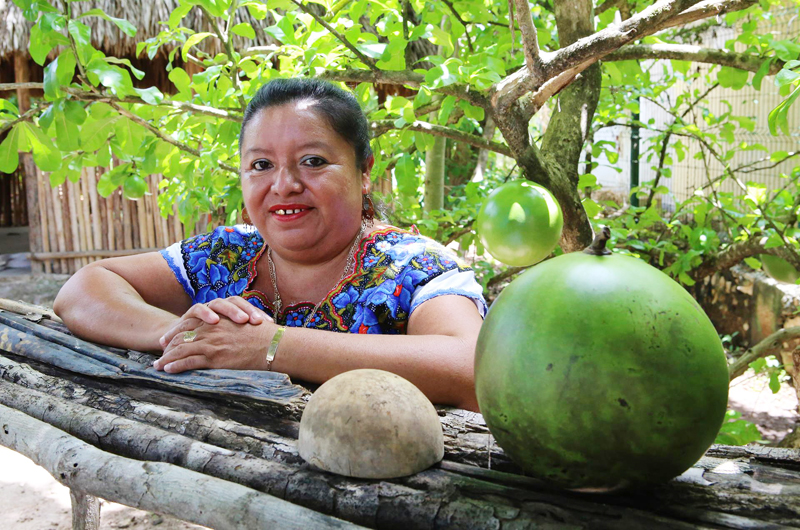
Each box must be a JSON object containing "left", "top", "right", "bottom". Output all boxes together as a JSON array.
[{"left": 273, "top": 208, "right": 309, "bottom": 215}]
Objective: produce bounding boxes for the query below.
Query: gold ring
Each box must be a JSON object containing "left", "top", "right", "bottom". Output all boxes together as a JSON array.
[{"left": 183, "top": 330, "right": 198, "bottom": 343}]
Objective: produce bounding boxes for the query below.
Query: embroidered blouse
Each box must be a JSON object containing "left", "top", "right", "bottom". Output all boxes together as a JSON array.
[{"left": 161, "top": 225, "right": 487, "bottom": 334}]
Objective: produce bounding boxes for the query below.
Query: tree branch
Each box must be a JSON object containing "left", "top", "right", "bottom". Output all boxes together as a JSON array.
[
  {"left": 606, "top": 43, "right": 783, "bottom": 74},
  {"left": 729, "top": 327, "right": 800, "bottom": 380},
  {"left": 513, "top": 0, "right": 543, "bottom": 76},
  {"left": 0, "top": 103, "right": 51, "bottom": 138},
  {"left": 494, "top": 0, "right": 702, "bottom": 115},
  {"left": 597, "top": 0, "right": 629, "bottom": 14},
  {"left": 319, "top": 69, "right": 490, "bottom": 109},
  {"left": 109, "top": 102, "right": 238, "bottom": 174},
  {"left": 689, "top": 235, "right": 800, "bottom": 283},
  {"left": 0, "top": 82, "right": 243, "bottom": 121},
  {"left": 655, "top": 0, "right": 757, "bottom": 33},
  {"left": 370, "top": 119, "right": 512, "bottom": 156},
  {"left": 289, "top": 0, "right": 378, "bottom": 70}
]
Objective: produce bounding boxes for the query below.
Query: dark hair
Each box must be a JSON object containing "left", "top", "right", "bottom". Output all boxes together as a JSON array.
[{"left": 239, "top": 78, "right": 373, "bottom": 171}]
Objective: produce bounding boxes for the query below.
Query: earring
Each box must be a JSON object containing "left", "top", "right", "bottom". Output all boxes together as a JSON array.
[
  {"left": 242, "top": 207, "right": 253, "bottom": 225},
  {"left": 362, "top": 194, "right": 375, "bottom": 222}
]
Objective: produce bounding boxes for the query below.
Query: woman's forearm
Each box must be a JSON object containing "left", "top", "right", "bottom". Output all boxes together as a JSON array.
[
  {"left": 270, "top": 329, "right": 479, "bottom": 410},
  {"left": 53, "top": 265, "right": 177, "bottom": 352}
]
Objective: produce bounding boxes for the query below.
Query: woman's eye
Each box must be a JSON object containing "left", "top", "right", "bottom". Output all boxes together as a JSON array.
[
  {"left": 252, "top": 159, "right": 272, "bottom": 171},
  {"left": 302, "top": 156, "right": 327, "bottom": 168}
]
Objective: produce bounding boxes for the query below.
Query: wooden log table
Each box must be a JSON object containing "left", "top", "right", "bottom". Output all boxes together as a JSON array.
[{"left": 0, "top": 299, "right": 799, "bottom": 529}]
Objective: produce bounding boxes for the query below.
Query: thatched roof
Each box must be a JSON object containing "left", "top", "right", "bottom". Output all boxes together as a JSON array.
[{"left": 0, "top": 0, "right": 278, "bottom": 61}]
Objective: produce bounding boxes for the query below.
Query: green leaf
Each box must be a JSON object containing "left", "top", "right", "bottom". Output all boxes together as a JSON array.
[
  {"left": 182, "top": 32, "right": 215, "bottom": 62},
  {"left": 581, "top": 197, "right": 602, "bottom": 218},
  {"left": 29, "top": 24, "right": 54, "bottom": 65},
  {"left": 86, "top": 58, "right": 133, "bottom": 96},
  {"left": 763, "top": 232, "right": 784, "bottom": 249},
  {"left": 769, "top": 372, "right": 781, "bottom": 394},
  {"left": 357, "top": 43, "right": 387, "bottom": 59},
  {"left": 717, "top": 66, "right": 749, "bottom": 90},
  {"left": 134, "top": 86, "right": 164, "bottom": 105},
  {"left": 114, "top": 117, "right": 147, "bottom": 154},
  {"left": 168, "top": 2, "right": 194, "bottom": 29},
  {"left": 774, "top": 40, "right": 800, "bottom": 62},
  {"left": 578, "top": 174, "right": 598, "bottom": 189},
  {"left": 768, "top": 85, "right": 800, "bottom": 136},
  {"left": 105, "top": 57, "right": 146, "bottom": 80},
  {"left": 20, "top": 122, "right": 61, "bottom": 172},
  {"left": 744, "top": 257, "right": 762, "bottom": 270},
  {"left": 168, "top": 67, "right": 192, "bottom": 94},
  {"left": 53, "top": 104, "right": 80, "bottom": 151},
  {"left": 81, "top": 115, "right": 120, "bottom": 152},
  {"left": 64, "top": 100, "right": 87, "bottom": 124},
  {"left": 752, "top": 58, "right": 773, "bottom": 91},
  {"left": 68, "top": 20, "right": 92, "bottom": 47},
  {"left": 775, "top": 68, "right": 800, "bottom": 88},
  {"left": 43, "top": 57, "right": 63, "bottom": 100},
  {"left": 231, "top": 22, "right": 256, "bottom": 39},
  {"left": 438, "top": 95, "right": 456, "bottom": 125},
  {"left": 395, "top": 154, "right": 418, "bottom": 195},
  {"left": 56, "top": 49, "right": 76, "bottom": 86},
  {"left": 79, "top": 8, "right": 137, "bottom": 37},
  {"left": 0, "top": 125, "right": 21, "bottom": 173},
  {"left": 0, "top": 99, "right": 19, "bottom": 117}
]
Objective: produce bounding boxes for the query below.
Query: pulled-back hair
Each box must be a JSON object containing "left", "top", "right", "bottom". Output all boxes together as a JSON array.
[{"left": 239, "top": 78, "right": 373, "bottom": 171}]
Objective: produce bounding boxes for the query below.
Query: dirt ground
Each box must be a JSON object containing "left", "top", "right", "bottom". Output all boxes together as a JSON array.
[{"left": 0, "top": 273, "right": 798, "bottom": 528}]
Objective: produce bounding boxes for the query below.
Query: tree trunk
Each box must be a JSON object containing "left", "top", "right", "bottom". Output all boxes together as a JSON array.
[
  {"left": 536, "top": 0, "right": 602, "bottom": 252},
  {"left": 423, "top": 135, "right": 446, "bottom": 216}
]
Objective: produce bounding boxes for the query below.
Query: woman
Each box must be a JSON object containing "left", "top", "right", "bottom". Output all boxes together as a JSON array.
[{"left": 54, "top": 78, "right": 485, "bottom": 411}]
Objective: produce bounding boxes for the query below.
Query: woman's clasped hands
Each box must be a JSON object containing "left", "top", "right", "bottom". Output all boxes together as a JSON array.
[{"left": 154, "top": 296, "right": 276, "bottom": 374}]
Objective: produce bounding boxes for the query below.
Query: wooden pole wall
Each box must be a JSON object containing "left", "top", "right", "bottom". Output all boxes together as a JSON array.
[{"left": 27, "top": 166, "right": 208, "bottom": 274}]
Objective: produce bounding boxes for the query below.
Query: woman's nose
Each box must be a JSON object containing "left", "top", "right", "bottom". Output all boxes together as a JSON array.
[{"left": 272, "top": 166, "right": 303, "bottom": 195}]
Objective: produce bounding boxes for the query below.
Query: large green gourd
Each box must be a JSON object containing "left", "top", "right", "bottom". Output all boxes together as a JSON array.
[{"left": 475, "top": 228, "right": 729, "bottom": 491}]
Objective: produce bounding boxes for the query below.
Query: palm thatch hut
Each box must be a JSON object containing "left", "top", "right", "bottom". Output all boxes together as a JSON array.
[{"left": 0, "top": 0, "right": 278, "bottom": 273}]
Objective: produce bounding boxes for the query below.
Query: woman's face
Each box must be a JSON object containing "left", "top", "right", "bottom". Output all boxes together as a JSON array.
[{"left": 240, "top": 101, "right": 371, "bottom": 262}]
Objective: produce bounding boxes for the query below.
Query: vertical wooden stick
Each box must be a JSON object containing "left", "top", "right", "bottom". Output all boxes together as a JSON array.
[
  {"left": 69, "top": 489, "right": 101, "bottom": 530},
  {"left": 50, "top": 184, "right": 67, "bottom": 273},
  {"left": 36, "top": 168, "right": 52, "bottom": 273},
  {"left": 112, "top": 189, "right": 123, "bottom": 251},
  {"left": 65, "top": 179, "right": 78, "bottom": 274},
  {"left": 88, "top": 167, "right": 102, "bottom": 262},
  {"left": 80, "top": 169, "right": 94, "bottom": 268},
  {"left": 122, "top": 192, "right": 132, "bottom": 250},
  {"left": 61, "top": 182, "right": 76, "bottom": 274}
]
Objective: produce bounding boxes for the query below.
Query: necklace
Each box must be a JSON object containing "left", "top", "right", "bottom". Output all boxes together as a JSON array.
[{"left": 267, "top": 220, "right": 368, "bottom": 327}]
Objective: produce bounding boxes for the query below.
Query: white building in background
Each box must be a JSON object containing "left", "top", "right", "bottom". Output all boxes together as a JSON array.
[{"left": 589, "top": 8, "right": 800, "bottom": 212}]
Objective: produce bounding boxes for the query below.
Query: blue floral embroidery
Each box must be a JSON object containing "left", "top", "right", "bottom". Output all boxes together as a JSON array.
[{"left": 169, "top": 225, "right": 482, "bottom": 334}]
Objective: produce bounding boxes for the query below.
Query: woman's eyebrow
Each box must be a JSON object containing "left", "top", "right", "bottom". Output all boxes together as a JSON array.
[{"left": 243, "top": 147, "right": 270, "bottom": 157}]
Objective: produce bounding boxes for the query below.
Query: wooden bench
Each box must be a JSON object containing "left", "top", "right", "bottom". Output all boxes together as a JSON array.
[{"left": 1, "top": 298, "right": 798, "bottom": 529}]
